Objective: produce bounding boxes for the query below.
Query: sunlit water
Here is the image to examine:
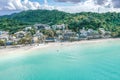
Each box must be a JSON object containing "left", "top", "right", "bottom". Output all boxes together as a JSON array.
[{"left": 0, "top": 40, "right": 120, "bottom": 80}]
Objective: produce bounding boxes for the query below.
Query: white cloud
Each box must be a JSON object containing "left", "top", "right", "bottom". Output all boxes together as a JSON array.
[
  {"left": 0, "top": 0, "right": 58, "bottom": 11},
  {"left": 56, "top": 0, "right": 120, "bottom": 13},
  {"left": 0, "top": 0, "right": 41, "bottom": 10},
  {"left": 39, "top": 0, "right": 120, "bottom": 13},
  {"left": 0, "top": 0, "right": 120, "bottom": 16}
]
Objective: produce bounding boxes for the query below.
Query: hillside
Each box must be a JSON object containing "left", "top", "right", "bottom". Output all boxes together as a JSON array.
[
  {"left": 0, "top": 10, "right": 70, "bottom": 25},
  {"left": 0, "top": 10, "right": 120, "bottom": 36}
]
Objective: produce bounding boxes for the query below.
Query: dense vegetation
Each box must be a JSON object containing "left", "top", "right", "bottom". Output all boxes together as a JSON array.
[
  {"left": 0, "top": 18, "right": 30, "bottom": 34},
  {"left": 0, "top": 10, "right": 120, "bottom": 37}
]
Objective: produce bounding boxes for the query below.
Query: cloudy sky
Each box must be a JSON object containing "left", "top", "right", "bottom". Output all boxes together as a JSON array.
[{"left": 0, "top": 0, "right": 120, "bottom": 15}]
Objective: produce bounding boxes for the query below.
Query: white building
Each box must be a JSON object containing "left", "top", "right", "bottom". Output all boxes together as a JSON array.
[{"left": 34, "top": 24, "right": 51, "bottom": 30}]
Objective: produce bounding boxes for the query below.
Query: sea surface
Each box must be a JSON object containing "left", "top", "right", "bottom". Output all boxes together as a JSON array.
[{"left": 0, "top": 40, "right": 120, "bottom": 80}]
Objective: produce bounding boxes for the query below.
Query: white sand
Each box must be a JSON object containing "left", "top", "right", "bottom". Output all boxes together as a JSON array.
[{"left": 0, "top": 38, "right": 120, "bottom": 58}]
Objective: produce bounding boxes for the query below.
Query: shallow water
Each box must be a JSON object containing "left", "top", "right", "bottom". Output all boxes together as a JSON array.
[{"left": 0, "top": 40, "right": 120, "bottom": 80}]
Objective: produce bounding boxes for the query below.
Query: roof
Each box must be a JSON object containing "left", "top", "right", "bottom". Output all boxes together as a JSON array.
[{"left": 45, "top": 38, "right": 55, "bottom": 42}]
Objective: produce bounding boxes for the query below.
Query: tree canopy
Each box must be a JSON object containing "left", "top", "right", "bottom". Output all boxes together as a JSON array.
[{"left": 0, "top": 10, "right": 120, "bottom": 37}]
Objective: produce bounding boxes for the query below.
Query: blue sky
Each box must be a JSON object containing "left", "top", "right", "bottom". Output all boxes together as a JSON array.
[
  {"left": 30, "top": 0, "right": 75, "bottom": 6},
  {"left": 0, "top": 0, "right": 120, "bottom": 15}
]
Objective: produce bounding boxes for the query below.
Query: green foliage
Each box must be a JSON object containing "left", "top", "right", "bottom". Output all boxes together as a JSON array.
[
  {"left": 68, "top": 12, "right": 120, "bottom": 32},
  {"left": 0, "top": 40, "right": 5, "bottom": 46},
  {"left": 0, "top": 18, "right": 29, "bottom": 34},
  {"left": 0, "top": 10, "right": 120, "bottom": 37},
  {"left": 111, "top": 27, "right": 120, "bottom": 37},
  {"left": 2, "top": 10, "right": 70, "bottom": 25}
]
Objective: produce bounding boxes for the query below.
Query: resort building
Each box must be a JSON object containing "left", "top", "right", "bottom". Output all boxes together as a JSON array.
[
  {"left": 52, "top": 24, "right": 65, "bottom": 30},
  {"left": 79, "top": 28, "right": 88, "bottom": 39},
  {"left": 34, "top": 24, "right": 51, "bottom": 30},
  {"left": 33, "top": 31, "right": 44, "bottom": 43},
  {"left": 45, "top": 37, "right": 56, "bottom": 43},
  {"left": 0, "top": 31, "right": 9, "bottom": 41},
  {"left": 24, "top": 26, "right": 32, "bottom": 31},
  {"left": 62, "top": 30, "right": 77, "bottom": 41},
  {"left": 15, "top": 31, "right": 27, "bottom": 38}
]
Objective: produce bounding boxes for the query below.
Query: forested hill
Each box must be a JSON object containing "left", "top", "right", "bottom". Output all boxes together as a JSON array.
[
  {"left": 0, "top": 10, "right": 70, "bottom": 25},
  {"left": 0, "top": 10, "right": 120, "bottom": 35}
]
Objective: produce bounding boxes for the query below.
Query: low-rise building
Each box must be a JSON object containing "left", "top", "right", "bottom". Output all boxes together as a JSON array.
[
  {"left": 14, "top": 31, "right": 27, "bottom": 38},
  {"left": 45, "top": 38, "right": 56, "bottom": 43},
  {"left": 62, "top": 30, "right": 77, "bottom": 41},
  {"left": 0, "top": 31, "right": 9, "bottom": 41},
  {"left": 79, "top": 28, "right": 101, "bottom": 40},
  {"left": 99, "top": 28, "right": 111, "bottom": 38},
  {"left": 52, "top": 24, "right": 65, "bottom": 30},
  {"left": 24, "top": 26, "right": 32, "bottom": 31},
  {"left": 33, "top": 31, "right": 44, "bottom": 43},
  {"left": 34, "top": 24, "right": 51, "bottom": 30},
  {"left": 79, "top": 28, "right": 88, "bottom": 39}
]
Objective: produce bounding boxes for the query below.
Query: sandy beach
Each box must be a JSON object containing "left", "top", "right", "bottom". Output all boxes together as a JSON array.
[{"left": 0, "top": 38, "right": 120, "bottom": 58}]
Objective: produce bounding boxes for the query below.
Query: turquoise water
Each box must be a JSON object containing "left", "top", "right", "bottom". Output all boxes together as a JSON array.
[{"left": 0, "top": 40, "right": 120, "bottom": 80}]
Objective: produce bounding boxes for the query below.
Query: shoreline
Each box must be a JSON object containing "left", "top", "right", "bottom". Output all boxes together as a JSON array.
[{"left": 0, "top": 38, "right": 120, "bottom": 58}]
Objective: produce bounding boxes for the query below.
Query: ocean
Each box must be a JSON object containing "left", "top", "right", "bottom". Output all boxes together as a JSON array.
[{"left": 0, "top": 40, "right": 120, "bottom": 80}]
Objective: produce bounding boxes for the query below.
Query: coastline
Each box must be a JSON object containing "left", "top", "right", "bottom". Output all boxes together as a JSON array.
[{"left": 0, "top": 38, "right": 120, "bottom": 58}]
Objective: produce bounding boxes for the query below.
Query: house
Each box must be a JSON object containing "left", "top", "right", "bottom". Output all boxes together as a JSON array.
[
  {"left": 52, "top": 24, "right": 65, "bottom": 30},
  {"left": 0, "top": 31, "right": 3, "bottom": 35},
  {"left": 0, "top": 31, "right": 14, "bottom": 45},
  {"left": 0, "top": 36, "right": 9, "bottom": 41},
  {"left": 24, "top": 26, "right": 32, "bottom": 31},
  {"left": 87, "top": 29, "right": 94, "bottom": 35},
  {"left": 62, "top": 30, "right": 77, "bottom": 41},
  {"left": 79, "top": 28, "right": 88, "bottom": 39},
  {"left": 92, "top": 31, "right": 101, "bottom": 39},
  {"left": 104, "top": 31, "right": 111, "bottom": 38},
  {"left": 45, "top": 38, "right": 56, "bottom": 43},
  {"left": 6, "top": 40, "right": 13, "bottom": 45},
  {"left": 98, "top": 28, "right": 106, "bottom": 38},
  {"left": 34, "top": 31, "right": 43, "bottom": 37},
  {"left": 9, "top": 35, "right": 20, "bottom": 44},
  {"left": 57, "top": 35, "right": 63, "bottom": 41},
  {"left": 34, "top": 24, "right": 51, "bottom": 30},
  {"left": 14, "top": 31, "right": 27, "bottom": 38},
  {"left": 87, "top": 29, "right": 95, "bottom": 39},
  {"left": 79, "top": 28, "right": 101, "bottom": 40},
  {"left": 33, "top": 31, "right": 44, "bottom": 43},
  {"left": 0, "top": 31, "right": 9, "bottom": 35},
  {"left": 98, "top": 28, "right": 111, "bottom": 38},
  {"left": 0, "top": 31, "right": 9, "bottom": 41}
]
